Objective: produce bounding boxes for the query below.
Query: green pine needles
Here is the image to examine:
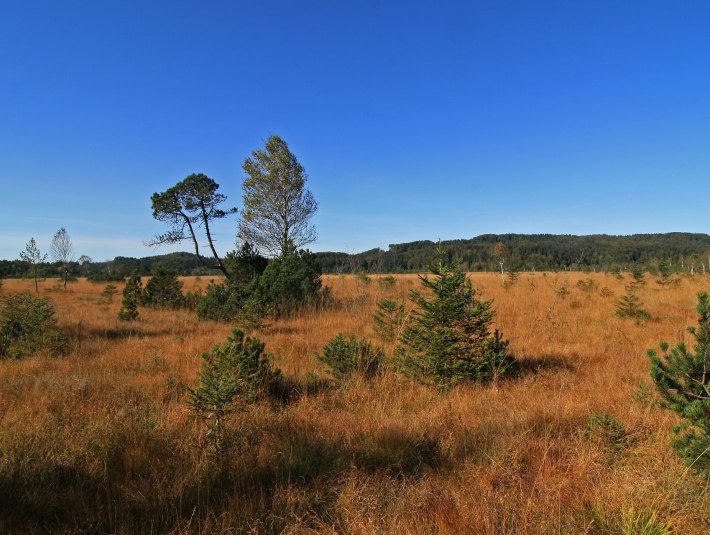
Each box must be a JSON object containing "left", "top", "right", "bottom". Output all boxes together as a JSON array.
[
  {"left": 317, "top": 334, "right": 384, "bottom": 381},
  {"left": 616, "top": 277, "right": 650, "bottom": 324},
  {"left": 398, "top": 250, "right": 514, "bottom": 388},
  {"left": 0, "top": 292, "right": 68, "bottom": 358},
  {"left": 141, "top": 266, "right": 185, "bottom": 309},
  {"left": 186, "top": 329, "right": 280, "bottom": 450},
  {"left": 649, "top": 291, "right": 710, "bottom": 472},
  {"left": 118, "top": 273, "right": 141, "bottom": 321}
]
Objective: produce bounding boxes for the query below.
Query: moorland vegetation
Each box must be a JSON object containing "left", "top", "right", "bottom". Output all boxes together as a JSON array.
[{"left": 2, "top": 136, "right": 710, "bottom": 533}]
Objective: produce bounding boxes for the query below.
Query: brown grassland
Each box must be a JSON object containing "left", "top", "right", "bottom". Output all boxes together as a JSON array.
[{"left": 2, "top": 272, "right": 710, "bottom": 534}]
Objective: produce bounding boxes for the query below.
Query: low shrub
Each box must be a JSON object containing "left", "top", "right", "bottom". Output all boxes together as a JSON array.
[
  {"left": 186, "top": 329, "right": 281, "bottom": 449},
  {"left": 0, "top": 292, "right": 68, "bottom": 358},
  {"left": 141, "top": 266, "right": 185, "bottom": 309},
  {"left": 118, "top": 274, "right": 141, "bottom": 321},
  {"left": 317, "top": 334, "right": 384, "bottom": 380},
  {"left": 195, "top": 282, "right": 246, "bottom": 322}
]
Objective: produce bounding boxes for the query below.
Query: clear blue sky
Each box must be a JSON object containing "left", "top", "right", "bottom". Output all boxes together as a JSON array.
[{"left": 1, "top": 1, "right": 709, "bottom": 261}]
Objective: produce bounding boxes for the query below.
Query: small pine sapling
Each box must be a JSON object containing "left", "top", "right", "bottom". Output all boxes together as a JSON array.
[
  {"left": 398, "top": 249, "right": 514, "bottom": 388},
  {"left": 616, "top": 284, "right": 650, "bottom": 324},
  {"left": 648, "top": 292, "right": 710, "bottom": 472},
  {"left": 0, "top": 292, "right": 68, "bottom": 358},
  {"left": 186, "top": 329, "right": 280, "bottom": 450},
  {"left": 631, "top": 266, "right": 646, "bottom": 286},
  {"left": 141, "top": 266, "right": 185, "bottom": 309},
  {"left": 118, "top": 273, "right": 142, "bottom": 321},
  {"left": 502, "top": 269, "right": 519, "bottom": 289},
  {"left": 101, "top": 284, "right": 118, "bottom": 303}
]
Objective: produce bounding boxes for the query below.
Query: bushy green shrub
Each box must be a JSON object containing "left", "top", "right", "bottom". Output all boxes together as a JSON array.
[
  {"left": 378, "top": 275, "right": 397, "bottom": 289},
  {"left": 317, "top": 334, "right": 384, "bottom": 380},
  {"left": 195, "top": 282, "right": 245, "bottom": 322},
  {"left": 631, "top": 266, "right": 646, "bottom": 286},
  {"left": 584, "top": 411, "right": 629, "bottom": 451},
  {"left": 251, "top": 249, "right": 324, "bottom": 317},
  {"left": 186, "top": 329, "right": 281, "bottom": 449},
  {"left": 0, "top": 292, "right": 68, "bottom": 358},
  {"left": 195, "top": 247, "right": 325, "bottom": 324},
  {"left": 398, "top": 250, "right": 515, "bottom": 388},
  {"left": 118, "top": 273, "right": 141, "bottom": 321},
  {"left": 224, "top": 242, "right": 268, "bottom": 287},
  {"left": 195, "top": 243, "right": 268, "bottom": 323},
  {"left": 649, "top": 292, "right": 710, "bottom": 472},
  {"left": 141, "top": 266, "right": 184, "bottom": 309}
]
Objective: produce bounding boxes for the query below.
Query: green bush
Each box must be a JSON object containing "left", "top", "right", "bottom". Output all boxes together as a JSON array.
[
  {"left": 195, "top": 243, "right": 268, "bottom": 323},
  {"left": 378, "top": 275, "right": 397, "bottom": 289},
  {"left": 87, "top": 270, "right": 125, "bottom": 283},
  {"left": 186, "top": 329, "right": 281, "bottom": 449},
  {"left": 195, "top": 281, "right": 246, "bottom": 322},
  {"left": 224, "top": 242, "right": 268, "bottom": 286},
  {"left": 584, "top": 411, "right": 629, "bottom": 451},
  {"left": 141, "top": 266, "right": 184, "bottom": 309},
  {"left": 251, "top": 249, "right": 324, "bottom": 317},
  {"left": 398, "top": 250, "right": 515, "bottom": 388},
  {"left": 649, "top": 291, "right": 710, "bottom": 472},
  {"left": 118, "top": 273, "right": 141, "bottom": 321},
  {"left": 317, "top": 334, "right": 384, "bottom": 380},
  {"left": 0, "top": 292, "right": 68, "bottom": 358}
]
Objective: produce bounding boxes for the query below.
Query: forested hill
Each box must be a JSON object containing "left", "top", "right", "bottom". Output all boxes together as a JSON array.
[
  {"left": 3, "top": 233, "right": 710, "bottom": 280},
  {"left": 314, "top": 233, "right": 710, "bottom": 273}
]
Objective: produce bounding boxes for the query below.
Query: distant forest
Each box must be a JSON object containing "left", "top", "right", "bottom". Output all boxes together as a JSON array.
[
  {"left": 315, "top": 233, "right": 710, "bottom": 274},
  {"left": 2, "top": 233, "right": 710, "bottom": 280}
]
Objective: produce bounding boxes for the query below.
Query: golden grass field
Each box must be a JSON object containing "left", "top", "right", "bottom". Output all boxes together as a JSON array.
[{"left": 1, "top": 272, "right": 710, "bottom": 534}]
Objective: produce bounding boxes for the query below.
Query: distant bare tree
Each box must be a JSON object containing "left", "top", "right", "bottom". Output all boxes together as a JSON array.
[
  {"left": 50, "top": 228, "right": 75, "bottom": 290},
  {"left": 492, "top": 243, "right": 507, "bottom": 281}
]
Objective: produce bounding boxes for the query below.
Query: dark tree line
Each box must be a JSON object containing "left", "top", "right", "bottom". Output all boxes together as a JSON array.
[
  {"left": 3, "top": 233, "right": 710, "bottom": 281},
  {"left": 315, "top": 233, "right": 710, "bottom": 274}
]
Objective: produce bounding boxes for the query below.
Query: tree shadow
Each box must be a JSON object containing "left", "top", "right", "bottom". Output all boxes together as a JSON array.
[
  {"left": 267, "top": 373, "right": 335, "bottom": 405},
  {"left": 513, "top": 354, "right": 577, "bottom": 376}
]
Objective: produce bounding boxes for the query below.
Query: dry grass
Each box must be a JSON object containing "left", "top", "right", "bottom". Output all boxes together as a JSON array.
[{"left": 1, "top": 272, "right": 709, "bottom": 533}]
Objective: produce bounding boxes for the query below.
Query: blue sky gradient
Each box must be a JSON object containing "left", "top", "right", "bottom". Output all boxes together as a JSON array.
[{"left": 1, "top": 1, "right": 709, "bottom": 261}]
